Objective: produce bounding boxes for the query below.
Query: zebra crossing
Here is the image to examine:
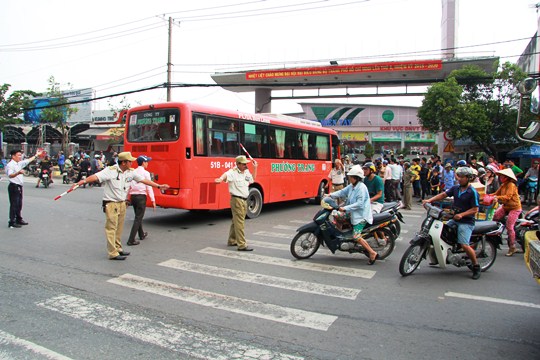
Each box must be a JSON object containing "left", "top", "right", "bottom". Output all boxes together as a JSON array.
[{"left": 30, "top": 216, "right": 405, "bottom": 358}]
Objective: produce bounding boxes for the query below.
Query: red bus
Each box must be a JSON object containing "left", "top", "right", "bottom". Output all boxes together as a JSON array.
[{"left": 123, "top": 102, "right": 339, "bottom": 218}]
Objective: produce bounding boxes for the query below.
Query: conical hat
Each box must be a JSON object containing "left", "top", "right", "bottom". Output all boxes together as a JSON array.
[{"left": 496, "top": 168, "right": 517, "bottom": 182}]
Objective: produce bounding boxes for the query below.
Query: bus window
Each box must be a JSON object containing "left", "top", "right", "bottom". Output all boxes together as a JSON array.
[
  {"left": 127, "top": 109, "right": 179, "bottom": 142},
  {"left": 298, "top": 132, "right": 310, "bottom": 159},
  {"left": 242, "top": 123, "right": 267, "bottom": 158},
  {"left": 315, "top": 135, "right": 330, "bottom": 160},
  {"left": 193, "top": 115, "right": 207, "bottom": 156},
  {"left": 284, "top": 129, "right": 297, "bottom": 159}
]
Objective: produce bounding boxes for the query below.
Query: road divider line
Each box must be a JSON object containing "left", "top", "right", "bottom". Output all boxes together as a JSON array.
[
  {"left": 159, "top": 259, "right": 360, "bottom": 300},
  {"left": 108, "top": 274, "right": 337, "bottom": 331},
  {"left": 199, "top": 247, "right": 376, "bottom": 279},
  {"left": 0, "top": 329, "right": 73, "bottom": 360},
  {"left": 38, "top": 295, "right": 303, "bottom": 359},
  {"left": 445, "top": 292, "right": 540, "bottom": 309}
]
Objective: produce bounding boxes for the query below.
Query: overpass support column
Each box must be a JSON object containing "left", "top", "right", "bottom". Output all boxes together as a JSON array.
[{"left": 255, "top": 88, "right": 272, "bottom": 114}]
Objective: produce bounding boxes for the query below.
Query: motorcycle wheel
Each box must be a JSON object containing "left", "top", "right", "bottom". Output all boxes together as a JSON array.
[
  {"left": 468, "top": 239, "right": 497, "bottom": 272},
  {"left": 399, "top": 243, "right": 425, "bottom": 276},
  {"left": 290, "top": 231, "right": 320, "bottom": 260},
  {"left": 44, "top": 179, "right": 49, "bottom": 188},
  {"left": 393, "top": 220, "right": 401, "bottom": 237},
  {"left": 365, "top": 227, "right": 395, "bottom": 259}
]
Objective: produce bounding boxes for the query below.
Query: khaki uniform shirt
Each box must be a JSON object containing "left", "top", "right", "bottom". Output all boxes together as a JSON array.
[
  {"left": 224, "top": 167, "right": 254, "bottom": 199},
  {"left": 95, "top": 165, "right": 144, "bottom": 202}
]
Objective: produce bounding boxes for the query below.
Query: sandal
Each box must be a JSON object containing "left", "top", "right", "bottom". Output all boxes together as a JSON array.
[
  {"left": 505, "top": 248, "right": 518, "bottom": 257},
  {"left": 368, "top": 253, "right": 379, "bottom": 265}
]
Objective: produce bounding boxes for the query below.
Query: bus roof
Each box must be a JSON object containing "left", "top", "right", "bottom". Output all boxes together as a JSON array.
[{"left": 128, "top": 102, "right": 336, "bottom": 135}]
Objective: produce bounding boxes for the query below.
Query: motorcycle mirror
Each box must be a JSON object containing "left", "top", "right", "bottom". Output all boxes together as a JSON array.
[{"left": 516, "top": 78, "right": 540, "bottom": 144}]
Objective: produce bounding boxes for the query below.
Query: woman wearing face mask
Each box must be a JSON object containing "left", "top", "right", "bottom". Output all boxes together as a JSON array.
[{"left": 489, "top": 168, "right": 522, "bottom": 256}]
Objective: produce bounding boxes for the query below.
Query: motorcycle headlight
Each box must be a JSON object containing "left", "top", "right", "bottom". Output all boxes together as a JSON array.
[{"left": 428, "top": 206, "right": 443, "bottom": 219}]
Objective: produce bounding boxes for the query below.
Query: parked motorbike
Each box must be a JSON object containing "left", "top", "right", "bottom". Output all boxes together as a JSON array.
[
  {"left": 524, "top": 176, "right": 538, "bottom": 206},
  {"left": 399, "top": 203, "right": 503, "bottom": 276},
  {"left": 290, "top": 198, "right": 397, "bottom": 260},
  {"left": 381, "top": 201, "right": 405, "bottom": 238},
  {"left": 515, "top": 206, "right": 539, "bottom": 250}
]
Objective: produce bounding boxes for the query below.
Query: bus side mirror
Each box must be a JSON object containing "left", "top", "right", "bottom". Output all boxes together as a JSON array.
[{"left": 516, "top": 78, "right": 540, "bottom": 144}]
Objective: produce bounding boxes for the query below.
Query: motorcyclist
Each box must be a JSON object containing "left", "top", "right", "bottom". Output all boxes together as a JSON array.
[
  {"left": 325, "top": 165, "right": 379, "bottom": 265},
  {"left": 63, "top": 155, "right": 74, "bottom": 183},
  {"left": 423, "top": 166, "right": 482, "bottom": 280},
  {"left": 362, "top": 162, "right": 384, "bottom": 213},
  {"left": 76, "top": 154, "right": 92, "bottom": 183},
  {"left": 35, "top": 155, "right": 53, "bottom": 188}
]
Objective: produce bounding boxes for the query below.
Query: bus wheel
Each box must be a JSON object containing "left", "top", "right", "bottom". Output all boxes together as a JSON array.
[
  {"left": 246, "top": 188, "right": 263, "bottom": 219},
  {"left": 314, "top": 181, "right": 326, "bottom": 204}
]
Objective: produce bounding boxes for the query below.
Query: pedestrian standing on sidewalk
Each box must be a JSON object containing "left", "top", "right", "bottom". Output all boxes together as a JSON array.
[
  {"left": 6, "top": 149, "right": 43, "bottom": 228},
  {"left": 71, "top": 152, "right": 169, "bottom": 260},
  {"left": 215, "top": 155, "right": 258, "bottom": 251},
  {"left": 402, "top": 162, "right": 414, "bottom": 210},
  {"left": 126, "top": 155, "right": 156, "bottom": 246}
]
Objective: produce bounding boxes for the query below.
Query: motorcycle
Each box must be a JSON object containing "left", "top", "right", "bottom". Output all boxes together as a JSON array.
[
  {"left": 62, "top": 168, "right": 76, "bottom": 184},
  {"left": 515, "top": 206, "right": 539, "bottom": 250},
  {"left": 39, "top": 169, "right": 50, "bottom": 188},
  {"left": 399, "top": 203, "right": 503, "bottom": 276},
  {"left": 381, "top": 201, "right": 405, "bottom": 238},
  {"left": 290, "top": 198, "right": 397, "bottom": 260},
  {"left": 524, "top": 176, "right": 538, "bottom": 207}
]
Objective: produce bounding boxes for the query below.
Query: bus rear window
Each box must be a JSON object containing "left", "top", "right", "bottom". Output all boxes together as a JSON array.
[{"left": 127, "top": 109, "right": 180, "bottom": 142}]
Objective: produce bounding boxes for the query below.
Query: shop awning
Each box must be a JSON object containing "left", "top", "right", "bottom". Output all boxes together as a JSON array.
[
  {"left": 507, "top": 145, "right": 540, "bottom": 158},
  {"left": 96, "top": 127, "right": 124, "bottom": 140},
  {"left": 76, "top": 127, "right": 124, "bottom": 140}
]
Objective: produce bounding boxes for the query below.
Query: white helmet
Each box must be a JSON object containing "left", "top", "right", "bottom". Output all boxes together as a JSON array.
[
  {"left": 347, "top": 164, "right": 365, "bottom": 179},
  {"left": 455, "top": 166, "right": 475, "bottom": 179}
]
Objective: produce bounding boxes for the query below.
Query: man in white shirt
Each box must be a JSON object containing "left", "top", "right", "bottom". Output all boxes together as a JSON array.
[
  {"left": 6, "top": 149, "right": 43, "bottom": 228},
  {"left": 127, "top": 155, "right": 156, "bottom": 246},
  {"left": 388, "top": 157, "right": 403, "bottom": 201}
]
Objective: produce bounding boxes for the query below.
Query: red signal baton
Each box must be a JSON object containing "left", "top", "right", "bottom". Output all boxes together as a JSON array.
[
  {"left": 54, "top": 184, "right": 79, "bottom": 201},
  {"left": 239, "top": 143, "right": 255, "bottom": 162}
]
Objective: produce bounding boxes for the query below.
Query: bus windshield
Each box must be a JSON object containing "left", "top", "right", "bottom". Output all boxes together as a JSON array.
[{"left": 127, "top": 108, "right": 180, "bottom": 142}]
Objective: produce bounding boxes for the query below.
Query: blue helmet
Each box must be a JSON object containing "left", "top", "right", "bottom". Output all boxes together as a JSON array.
[{"left": 456, "top": 160, "right": 467, "bottom": 167}]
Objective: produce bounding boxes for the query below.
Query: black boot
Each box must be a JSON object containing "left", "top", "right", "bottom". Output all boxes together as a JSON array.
[{"left": 472, "top": 264, "right": 481, "bottom": 280}]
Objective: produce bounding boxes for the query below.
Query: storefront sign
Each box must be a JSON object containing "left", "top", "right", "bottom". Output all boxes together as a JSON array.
[
  {"left": 404, "top": 132, "right": 436, "bottom": 142},
  {"left": 372, "top": 132, "right": 401, "bottom": 142},
  {"left": 380, "top": 126, "right": 424, "bottom": 131},
  {"left": 340, "top": 132, "right": 369, "bottom": 141}
]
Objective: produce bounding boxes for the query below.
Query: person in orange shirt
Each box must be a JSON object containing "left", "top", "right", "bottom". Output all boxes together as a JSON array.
[{"left": 489, "top": 168, "right": 522, "bottom": 256}]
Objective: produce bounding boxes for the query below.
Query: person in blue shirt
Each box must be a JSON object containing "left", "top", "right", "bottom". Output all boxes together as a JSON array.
[
  {"left": 442, "top": 163, "right": 455, "bottom": 191},
  {"left": 362, "top": 162, "right": 385, "bottom": 213},
  {"left": 327, "top": 165, "right": 379, "bottom": 265},
  {"left": 423, "top": 166, "right": 481, "bottom": 280}
]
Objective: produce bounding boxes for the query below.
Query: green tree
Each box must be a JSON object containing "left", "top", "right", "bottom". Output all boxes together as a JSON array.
[
  {"left": 363, "top": 142, "right": 375, "bottom": 159},
  {"left": 40, "top": 76, "right": 78, "bottom": 151},
  {"left": 0, "top": 84, "right": 38, "bottom": 130},
  {"left": 417, "top": 62, "right": 526, "bottom": 155}
]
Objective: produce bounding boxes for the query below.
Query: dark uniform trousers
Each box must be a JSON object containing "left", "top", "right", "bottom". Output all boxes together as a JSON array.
[
  {"left": 8, "top": 183, "right": 23, "bottom": 225},
  {"left": 128, "top": 194, "right": 147, "bottom": 242}
]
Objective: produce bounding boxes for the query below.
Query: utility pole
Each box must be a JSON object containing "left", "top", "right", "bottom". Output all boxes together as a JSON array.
[{"left": 167, "top": 17, "right": 172, "bottom": 102}]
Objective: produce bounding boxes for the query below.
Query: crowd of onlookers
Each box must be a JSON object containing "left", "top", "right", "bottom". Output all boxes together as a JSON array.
[{"left": 332, "top": 153, "right": 539, "bottom": 210}]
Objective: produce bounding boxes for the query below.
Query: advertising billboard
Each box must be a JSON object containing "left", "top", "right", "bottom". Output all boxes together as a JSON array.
[{"left": 24, "top": 88, "right": 93, "bottom": 124}]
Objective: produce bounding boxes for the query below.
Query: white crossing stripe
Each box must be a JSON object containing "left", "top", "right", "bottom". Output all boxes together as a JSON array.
[
  {"left": 199, "top": 247, "right": 376, "bottom": 279},
  {"left": 247, "top": 239, "right": 290, "bottom": 250},
  {"left": 253, "top": 231, "right": 293, "bottom": 239},
  {"left": 108, "top": 274, "right": 337, "bottom": 331},
  {"left": 159, "top": 259, "right": 360, "bottom": 300},
  {"left": 0, "top": 329, "right": 73, "bottom": 360},
  {"left": 38, "top": 295, "right": 303, "bottom": 359},
  {"left": 445, "top": 292, "right": 540, "bottom": 309},
  {"left": 290, "top": 220, "right": 310, "bottom": 224},
  {"left": 401, "top": 230, "right": 409, "bottom": 234},
  {"left": 403, "top": 214, "right": 422, "bottom": 218},
  {"left": 273, "top": 225, "right": 299, "bottom": 231}
]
